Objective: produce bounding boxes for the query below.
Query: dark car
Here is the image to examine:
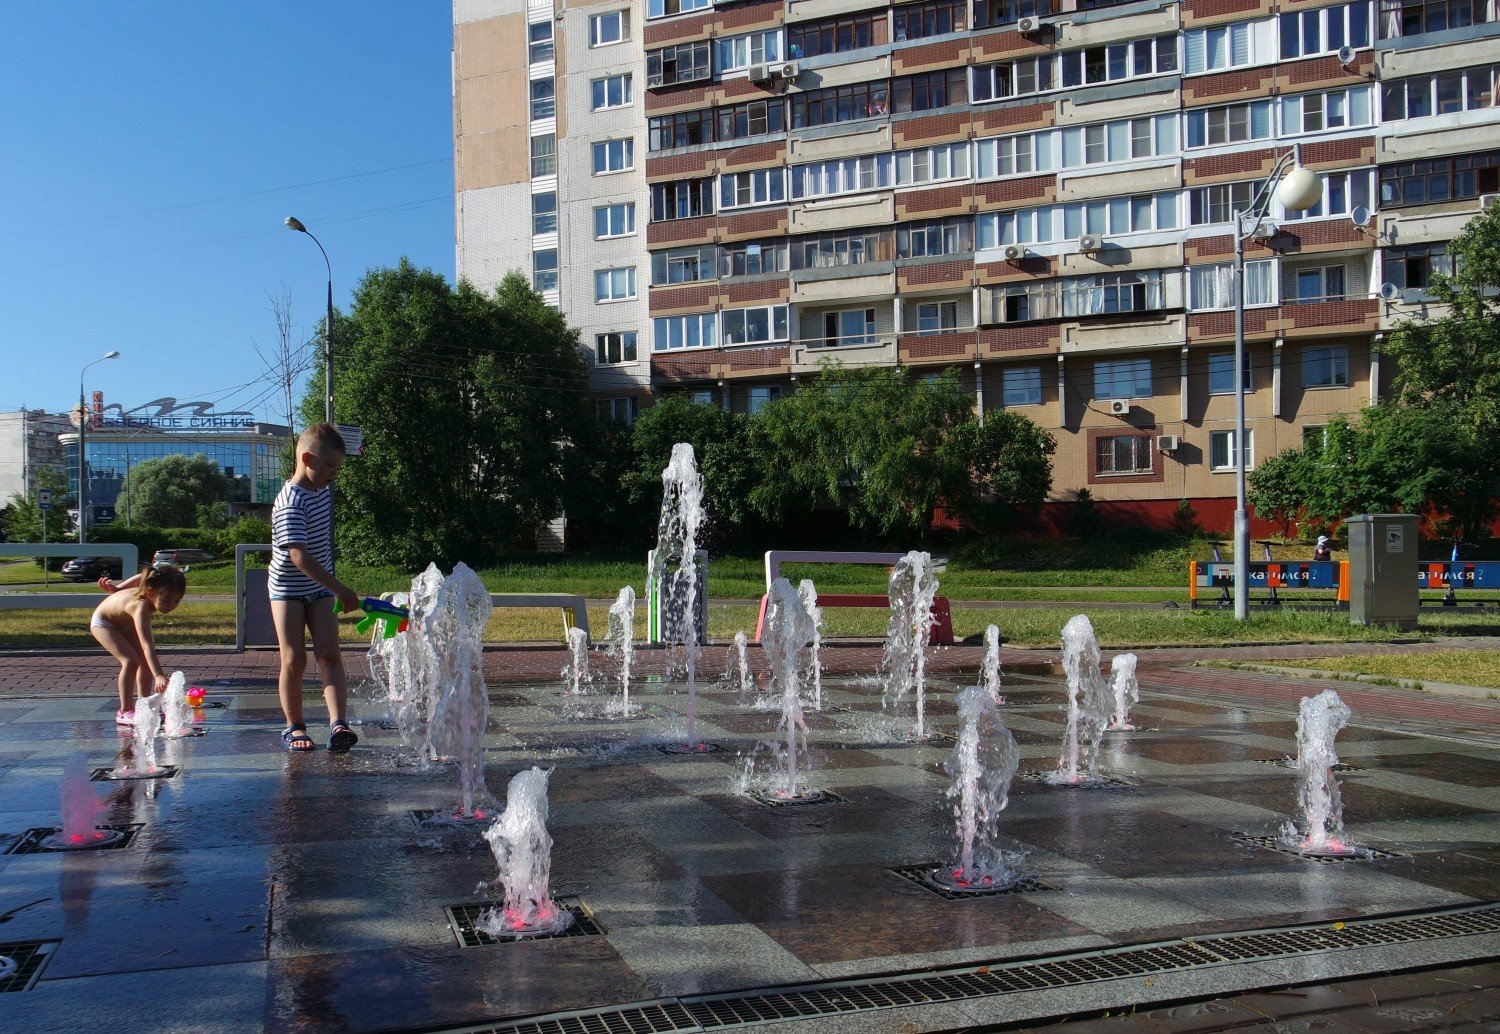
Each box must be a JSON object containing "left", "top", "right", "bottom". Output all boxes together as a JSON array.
[
  {"left": 152, "top": 548, "right": 214, "bottom": 567},
  {"left": 61, "top": 556, "right": 124, "bottom": 582}
]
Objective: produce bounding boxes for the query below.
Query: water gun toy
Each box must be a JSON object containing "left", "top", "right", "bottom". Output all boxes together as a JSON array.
[{"left": 338, "top": 597, "right": 410, "bottom": 639}]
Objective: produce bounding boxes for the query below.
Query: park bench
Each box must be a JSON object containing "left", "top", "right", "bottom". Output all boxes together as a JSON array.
[{"left": 753, "top": 550, "right": 955, "bottom": 645}]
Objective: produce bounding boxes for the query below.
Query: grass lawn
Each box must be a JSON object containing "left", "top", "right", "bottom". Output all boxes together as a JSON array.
[{"left": 1250, "top": 650, "right": 1500, "bottom": 691}]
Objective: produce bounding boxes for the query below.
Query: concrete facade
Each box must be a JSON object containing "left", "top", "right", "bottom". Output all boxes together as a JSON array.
[{"left": 0, "top": 409, "right": 72, "bottom": 507}]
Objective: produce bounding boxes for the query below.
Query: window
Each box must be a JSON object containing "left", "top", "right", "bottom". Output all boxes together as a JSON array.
[
  {"left": 794, "top": 229, "right": 895, "bottom": 269},
  {"left": 592, "top": 138, "right": 634, "bottom": 174},
  {"left": 1380, "top": 151, "right": 1500, "bottom": 207},
  {"left": 595, "top": 267, "right": 637, "bottom": 302},
  {"left": 1188, "top": 181, "right": 1260, "bottom": 225},
  {"left": 1388, "top": 0, "right": 1489, "bottom": 37},
  {"left": 898, "top": 219, "right": 972, "bottom": 258},
  {"left": 648, "top": 0, "right": 712, "bottom": 17},
  {"left": 748, "top": 386, "right": 782, "bottom": 415},
  {"left": 1303, "top": 346, "right": 1350, "bottom": 387},
  {"left": 972, "top": 58, "right": 1053, "bottom": 101},
  {"left": 1281, "top": 85, "right": 1373, "bottom": 134},
  {"left": 530, "top": 133, "right": 556, "bottom": 177},
  {"left": 823, "top": 309, "right": 877, "bottom": 347},
  {"left": 719, "top": 168, "right": 786, "bottom": 209},
  {"left": 721, "top": 240, "right": 789, "bottom": 276},
  {"left": 1066, "top": 272, "right": 1165, "bottom": 316},
  {"left": 717, "top": 30, "right": 782, "bottom": 70},
  {"left": 529, "top": 78, "right": 555, "bottom": 121},
  {"left": 533, "top": 249, "right": 558, "bottom": 293},
  {"left": 981, "top": 281, "right": 1062, "bottom": 324},
  {"left": 649, "top": 109, "right": 715, "bottom": 151},
  {"left": 532, "top": 191, "right": 557, "bottom": 235},
  {"left": 1003, "top": 366, "right": 1043, "bottom": 406},
  {"left": 595, "top": 332, "right": 638, "bottom": 365},
  {"left": 976, "top": 0, "right": 1053, "bottom": 29},
  {"left": 651, "top": 178, "right": 713, "bottom": 221},
  {"left": 981, "top": 191, "right": 1174, "bottom": 245},
  {"left": 891, "top": 68, "right": 967, "bottom": 113},
  {"left": 1188, "top": 261, "right": 1275, "bottom": 310},
  {"left": 916, "top": 302, "right": 959, "bottom": 333},
  {"left": 1289, "top": 264, "right": 1347, "bottom": 303},
  {"left": 1094, "top": 358, "right": 1153, "bottom": 399},
  {"left": 592, "top": 73, "right": 633, "bottom": 111},
  {"left": 1382, "top": 65, "right": 1499, "bottom": 121},
  {"left": 1383, "top": 242, "right": 1455, "bottom": 290},
  {"left": 651, "top": 244, "right": 718, "bottom": 285},
  {"left": 1095, "top": 434, "right": 1153, "bottom": 474},
  {"left": 721, "top": 305, "right": 789, "bottom": 345},
  {"left": 653, "top": 312, "right": 718, "bottom": 351},
  {"left": 1208, "top": 352, "right": 1256, "bottom": 394},
  {"left": 598, "top": 396, "right": 639, "bottom": 425},
  {"left": 1287, "top": 170, "right": 1372, "bottom": 221},
  {"left": 593, "top": 202, "right": 635, "bottom": 239},
  {"left": 528, "top": 21, "right": 554, "bottom": 63},
  {"left": 895, "top": 0, "right": 968, "bottom": 41},
  {"left": 1280, "top": 2, "right": 1372, "bottom": 58},
  {"left": 717, "top": 99, "right": 786, "bottom": 141},
  {"left": 1183, "top": 22, "right": 1255, "bottom": 74},
  {"left": 791, "top": 82, "right": 889, "bottom": 128},
  {"left": 1059, "top": 35, "right": 1178, "bottom": 87},
  {"left": 792, "top": 154, "right": 894, "bottom": 199},
  {"left": 895, "top": 143, "right": 970, "bottom": 185},
  {"left": 788, "top": 12, "right": 885, "bottom": 59},
  {"left": 589, "top": 10, "right": 629, "bottom": 47},
  {"left": 1209, "top": 429, "right": 1254, "bottom": 471},
  {"left": 1058, "top": 115, "right": 1177, "bottom": 168},
  {"left": 975, "top": 133, "right": 1052, "bottom": 178},
  {"left": 646, "top": 40, "right": 712, "bottom": 87},
  {"left": 1185, "top": 100, "right": 1273, "bottom": 147}
]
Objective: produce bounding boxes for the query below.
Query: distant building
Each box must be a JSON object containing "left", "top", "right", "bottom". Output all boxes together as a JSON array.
[
  {"left": 0, "top": 408, "right": 74, "bottom": 505},
  {"left": 55, "top": 395, "right": 290, "bottom": 527}
]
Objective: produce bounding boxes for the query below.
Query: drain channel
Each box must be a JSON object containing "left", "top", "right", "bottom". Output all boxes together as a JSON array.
[
  {"left": 432, "top": 901, "right": 1500, "bottom": 1033},
  {"left": 446, "top": 898, "right": 606, "bottom": 947},
  {"left": 0, "top": 941, "right": 58, "bottom": 993},
  {"left": 7, "top": 824, "right": 143, "bottom": 855}
]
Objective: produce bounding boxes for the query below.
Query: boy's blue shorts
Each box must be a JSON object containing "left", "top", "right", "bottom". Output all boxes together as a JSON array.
[{"left": 270, "top": 590, "right": 333, "bottom": 607}]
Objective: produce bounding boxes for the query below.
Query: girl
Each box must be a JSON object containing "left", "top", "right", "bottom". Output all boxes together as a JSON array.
[{"left": 93, "top": 564, "right": 187, "bottom": 725}]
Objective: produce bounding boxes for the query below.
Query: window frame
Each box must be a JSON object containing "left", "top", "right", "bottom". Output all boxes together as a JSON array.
[
  {"left": 589, "top": 9, "right": 629, "bottom": 48},
  {"left": 592, "top": 138, "right": 635, "bottom": 175}
]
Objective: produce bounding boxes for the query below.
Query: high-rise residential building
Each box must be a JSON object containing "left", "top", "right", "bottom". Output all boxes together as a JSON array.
[
  {"left": 0, "top": 409, "right": 73, "bottom": 505},
  {"left": 452, "top": 0, "right": 1499, "bottom": 529}
]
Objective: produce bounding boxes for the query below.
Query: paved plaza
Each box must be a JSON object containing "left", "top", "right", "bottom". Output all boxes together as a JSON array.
[{"left": 0, "top": 641, "right": 1497, "bottom": 1032}]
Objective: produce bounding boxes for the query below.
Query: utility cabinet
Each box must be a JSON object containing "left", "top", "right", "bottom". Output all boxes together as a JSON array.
[{"left": 1346, "top": 514, "right": 1419, "bottom": 630}]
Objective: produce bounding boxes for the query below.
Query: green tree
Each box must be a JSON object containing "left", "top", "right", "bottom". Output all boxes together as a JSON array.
[
  {"left": 1248, "top": 445, "right": 1314, "bottom": 538},
  {"left": 300, "top": 261, "right": 593, "bottom": 567},
  {"left": 947, "top": 409, "right": 1055, "bottom": 532},
  {"left": 117, "top": 454, "right": 233, "bottom": 528},
  {"left": 4, "top": 466, "right": 72, "bottom": 543}
]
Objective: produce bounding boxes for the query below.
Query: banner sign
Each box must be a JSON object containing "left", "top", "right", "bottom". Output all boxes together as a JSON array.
[
  {"left": 89, "top": 397, "right": 259, "bottom": 431},
  {"left": 1195, "top": 561, "right": 1341, "bottom": 589},
  {"left": 1417, "top": 563, "right": 1499, "bottom": 588}
]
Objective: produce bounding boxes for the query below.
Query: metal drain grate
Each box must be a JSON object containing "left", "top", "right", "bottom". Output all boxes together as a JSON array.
[
  {"left": 0, "top": 940, "right": 58, "bottom": 993},
  {"left": 889, "top": 864, "right": 1051, "bottom": 900},
  {"left": 7, "top": 824, "right": 142, "bottom": 855},
  {"left": 746, "top": 788, "right": 848, "bottom": 809},
  {"left": 411, "top": 809, "right": 495, "bottom": 828},
  {"left": 201, "top": 700, "right": 229, "bottom": 709},
  {"left": 1255, "top": 758, "right": 1359, "bottom": 773},
  {"left": 1232, "top": 833, "right": 1404, "bottom": 863},
  {"left": 91, "top": 764, "right": 180, "bottom": 781},
  {"left": 1022, "top": 771, "right": 1136, "bottom": 791},
  {"left": 446, "top": 897, "right": 606, "bottom": 947},
  {"left": 657, "top": 742, "right": 728, "bottom": 755},
  {"left": 446, "top": 902, "right": 1500, "bottom": 1033}
]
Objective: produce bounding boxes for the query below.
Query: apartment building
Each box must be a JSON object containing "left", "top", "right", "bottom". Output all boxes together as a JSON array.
[
  {"left": 452, "top": 0, "right": 1500, "bottom": 529},
  {"left": 0, "top": 409, "right": 73, "bottom": 506}
]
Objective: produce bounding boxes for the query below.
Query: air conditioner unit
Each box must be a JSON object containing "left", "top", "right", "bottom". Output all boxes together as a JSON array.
[
  {"left": 1156, "top": 434, "right": 1181, "bottom": 452},
  {"left": 1480, "top": 193, "right": 1499, "bottom": 210},
  {"left": 1078, "top": 233, "right": 1104, "bottom": 253},
  {"left": 1003, "top": 244, "right": 1026, "bottom": 261},
  {"left": 1017, "top": 15, "right": 1043, "bottom": 33},
  {"left": 1109, "top": 399, "right": 1132, "bottom": 416},
  {"left": 774, "top": 61, "right": 800, "bottom": 80},
  {"left": 1250, "top": 219, "right": 1279, "bottom": 242},
  {"left": 747, "top": 64, "right": 771, "bottom": 83}
]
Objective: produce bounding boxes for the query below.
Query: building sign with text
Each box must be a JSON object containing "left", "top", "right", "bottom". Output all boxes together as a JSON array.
[{"left": 75, "top": 396, "right": 259, "bottom": 431}]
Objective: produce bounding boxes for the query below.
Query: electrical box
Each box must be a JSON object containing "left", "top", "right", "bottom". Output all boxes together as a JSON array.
[{"left": 1346, "top": 514, "right": 1419, "bottom": 630}]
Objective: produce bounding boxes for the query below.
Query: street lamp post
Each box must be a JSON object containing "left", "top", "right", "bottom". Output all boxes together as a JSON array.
[
  {"left": 284, "top": 216, "right": 334, "bottom": 424},
  {"left": 1231, "top": 151, "right": 1322, "bottom": 620},
  {"left": 77, "top": 350, "right": 121, "bottom": 544}
]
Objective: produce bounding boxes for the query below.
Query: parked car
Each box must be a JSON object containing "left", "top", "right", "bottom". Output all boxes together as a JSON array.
[
  {"left": 152, "top": 548, "right": 215, "bottom": 567},
  {"left": 61, "top": 556, "right": 124, "bottom": 582}
]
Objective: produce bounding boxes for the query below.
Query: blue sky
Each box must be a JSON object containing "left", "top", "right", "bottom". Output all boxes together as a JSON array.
[{"left": 1, "top": 3, "right": 456, "bottom": 424}]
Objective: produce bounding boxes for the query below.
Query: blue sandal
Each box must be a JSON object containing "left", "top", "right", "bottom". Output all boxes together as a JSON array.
[
  {"left": 328, "top": 721, "right": 358, "bottom": 753},
  {"left": 282, "top": 724, "right": 315, "bottom": 752}
]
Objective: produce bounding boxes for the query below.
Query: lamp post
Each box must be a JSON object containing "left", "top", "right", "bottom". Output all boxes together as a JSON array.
[
  {"left": 77, "top": 350, "right": 121, "bottom": 544},
  {"left": 1232, "top": 151, "right": 1322, "bottom": 620},
  {"left": 284, "top": 216, "right": 334, "bottom": 424}
]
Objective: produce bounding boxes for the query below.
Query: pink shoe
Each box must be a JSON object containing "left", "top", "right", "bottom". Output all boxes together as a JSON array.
[{"left": 115, "top": 710, "right": 135, "bottom": 726}]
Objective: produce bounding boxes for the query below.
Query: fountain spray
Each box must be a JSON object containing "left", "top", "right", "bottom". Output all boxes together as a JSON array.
[
  {"left": 603, "top": 586, "right": 637, "bottom": 716},
  {"left": 796, "top": 579, "right": 824, "bottom": 710},
  {"left": 1053, "top": 614, "right": 1112, "bottom": 783},
  {"left": 115, "top": 693, "right": 162, "bottom": 777},
  {"left": 1107, "top": 653, "right": 1139, "bottom": 731},
  {"left": 1281, "top": 688, "right": 1359, "bottom": 855},
  {"left": 725, "top": 630, "right": 752, "bottom": 700},
  {"left": 981, "top": 624, "right": 1003, "bottom": 704},
  {"left": 762, "top": 577, "right": 818, "bottom": 801},
  {"left": 42, "top": 753, "right": 120, "bottom": 849},
  {"left": 935, "top": 685, "right": 1022, "bottom": 891},
  {"left": 429, "top": 563, "right": 495, "bottom": 820},
  {"left": 652, "top": 442, "right": 705, "bottom": 744},
  {"left": 478, "top": 766, "right": 572, "bottom": 938},
  {"left": 160, "top": 671, "right": 194, "bottom": 738},
  {"left": 562, "top": 627, "right": 592, "bottom": 697},
  {"left": 880, "top": 551, "right": 939, "bottom": 738}
]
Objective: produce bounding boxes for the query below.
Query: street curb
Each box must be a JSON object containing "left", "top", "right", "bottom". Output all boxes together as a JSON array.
[{"left": 1201, "top": 660, "right": 1500, "bottom": 703}]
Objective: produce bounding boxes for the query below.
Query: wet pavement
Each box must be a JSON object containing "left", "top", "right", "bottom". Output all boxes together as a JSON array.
[{"left": 0, "top": 641, "right": 1496, "bottom": 1032}]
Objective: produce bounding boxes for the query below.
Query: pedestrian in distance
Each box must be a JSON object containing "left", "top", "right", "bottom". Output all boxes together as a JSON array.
[
  {"left": 92, "top": 564, "right": 187, "bottom": 726},
  {"left": 1313, "top": 535, "right": 1333, "bottom": 562},
  {"left": 270, "top": 423, "right": 362, "bottom": 753}
]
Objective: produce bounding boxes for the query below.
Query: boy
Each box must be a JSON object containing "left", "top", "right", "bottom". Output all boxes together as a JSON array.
[{"left": 271, "top": 423, "right": 362, "bottom": 752}]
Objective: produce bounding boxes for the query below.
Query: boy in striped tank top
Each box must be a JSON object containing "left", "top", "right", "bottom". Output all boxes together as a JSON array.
[{"left": 270, "top": 423, "right": 362, "bottom": 752}]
